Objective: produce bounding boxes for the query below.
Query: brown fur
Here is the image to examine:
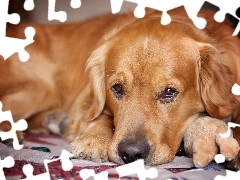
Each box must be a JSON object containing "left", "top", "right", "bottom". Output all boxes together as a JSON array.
[{"left": 1, "top": 8, "right": 240, "bottom": 167}]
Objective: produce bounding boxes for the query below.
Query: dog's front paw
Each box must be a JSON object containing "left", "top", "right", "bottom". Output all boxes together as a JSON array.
[
  {"left": 184, "top": 116, "right": 239, "bottom": 168},
  {"left": 69, "top": 134, "right": 110, "bottom": 163}
]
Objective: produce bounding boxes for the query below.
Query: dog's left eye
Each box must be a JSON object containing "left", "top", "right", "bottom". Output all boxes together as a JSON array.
[
  {"left": 156, "top": 87, "right": 179, "bottom": 104},
  {"left": 111, "top": 83, "right": 125, "bottom": 99}
]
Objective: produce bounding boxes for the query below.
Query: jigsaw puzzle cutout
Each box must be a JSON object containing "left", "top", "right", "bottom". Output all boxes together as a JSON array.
[
  {"left": 215, "top": 170, "right": 240, "bottom": 180},
  {"left": 48, "top": 0, "right": 82, "bottom": 22},
  {"left": 71, "top": 0, "right": 82, "bottom": 9},
  {"left": 116, "top": 159, "right": 158, "bottom": 180},
  {"left": 0, "top": 102, "right": 28, "bottom": 150},
  {"left": 0, "top": 0, "right": 35, "bottom": 62},
  {"left": 214, "top": 154, "right": 226, "bottom": 164},
  {"left": 232, "top": 83, "right": 240, "bottom": 96},
  {"left": 212, "top": 121, "right": 240, "bottom": 179},
  {"left": 24, "top": 0, "right": 82, "bottom": 22},
  {"left": 206, "top": 0, "right": 240, "bottom": 36},
  {"left": 21, "top": 149, "right": 73, "bottom": 180},
  {"left": 1, "top": 0, "right": 240, "bottom": 179},
  {"left": 110, "top": 0, "right": 240, "bottom": 35},
  {"left": 0, "top": 156, "right": 14, "bottom": 180},
  {"left": 213, "top": 122, "right": 240, "bottom": 164},
  {"left": 80, "top": 169, "right": 109, "bottom": 180},
  {"left": 220, "top": 122, "right": 240, "bottom": 139},
  {"left": 48, "top": 0, "right": 67, "bottom": 22},
  {"left": 79, "top": 159, "right": 158, "bottom": 180},
  {"left": 24, "top": 0, "right": 35, "bottom": 11},
  {"left": 110, "top": 0, "right": 207, "bottom": 28}
]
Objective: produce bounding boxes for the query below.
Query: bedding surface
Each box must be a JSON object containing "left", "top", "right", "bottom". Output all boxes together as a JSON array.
[{"left": 1, "top": 133, "right": 229, "bottom": 180}]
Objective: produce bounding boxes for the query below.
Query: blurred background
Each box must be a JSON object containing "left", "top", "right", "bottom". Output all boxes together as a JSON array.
[
  {"left": 8, "top": 0, "right": 136, "bottom": 24},
  {"left": 7, "top": 0, "right": 240, "bottom": 37}
]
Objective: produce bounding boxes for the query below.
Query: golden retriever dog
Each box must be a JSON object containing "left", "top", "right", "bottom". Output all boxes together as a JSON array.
[{"left": 1, "top": 7, "right": 240, "bottom": 169}]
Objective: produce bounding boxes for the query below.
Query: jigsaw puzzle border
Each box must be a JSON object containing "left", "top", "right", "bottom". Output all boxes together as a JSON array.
[{"left": 1, "top": 0, "right": 240, "bottom": 179}]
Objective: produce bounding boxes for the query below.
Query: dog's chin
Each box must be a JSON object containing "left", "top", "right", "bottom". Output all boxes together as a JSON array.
[{"left": 108, "top": 142, "right": 176, "bottom": 166}]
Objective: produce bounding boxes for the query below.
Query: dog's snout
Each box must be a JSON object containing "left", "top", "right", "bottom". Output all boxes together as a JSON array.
[{"left": 118, "top": 139, "right": 150, "bottom": 164}]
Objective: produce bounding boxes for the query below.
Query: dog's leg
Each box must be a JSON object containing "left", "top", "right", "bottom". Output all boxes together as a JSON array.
[
  {"left": 184, "top": 116, "right": 239, "bottom": 168},
  {"left": 27, "top": 110, "right": 69, "bottom": 135},
  {"left": 69, "top": 113, "right": 114, "bottom": 162},
  {"left": 0, "top": 78, "right": 60, "bottom": 136}
]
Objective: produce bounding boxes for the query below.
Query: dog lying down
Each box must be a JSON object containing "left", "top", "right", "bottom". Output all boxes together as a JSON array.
[{"left": 1, "top": 7, "right": 240, "bottom": 170}]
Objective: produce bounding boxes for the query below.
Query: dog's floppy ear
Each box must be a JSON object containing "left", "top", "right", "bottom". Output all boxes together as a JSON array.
[
  {"left": 197, "top": 43, "right": 239, "bottom": 119},
  {"left": 83, "top": 31, "right": 120, "bottom": 121},
  {"left": 83, "top": 43, "right": 110, "bottom": 121}
]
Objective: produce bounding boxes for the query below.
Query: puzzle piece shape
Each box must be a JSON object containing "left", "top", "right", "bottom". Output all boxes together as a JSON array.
[
  {"left": 110, "top": 0, "right": 206, "bottom": 28},
  {"left": 206, "top": 0, "right": 240, "bottom": 36},
  {"left": 0, "top": 27, "right": 35, "bottom": 62},
  {"left": 213, "top": 122, "right": 240, "bottom": 179},
  {"left": 0, "top": 156, "right": 14, "bottom": 180},
  {"left": 80, "top": 169, "right": 109, "bottom": 180},
  {"left": 232, "top": 83, "right": 240, "bottom": 96},
  {"left": 22, "top": 164, "right": 50, "bottom": 180},
  {"left": 182, "top": 0, "right": 207, "bottom": 29},
  {"left": 21, "top": 149, "right": 74, "bottom": 180},
  {"left": 220, "top": 122, "right": 240, "bottom": 138},
  {"left": 24, "top": 0, "right": 35, "bottom": 11},
  {"left": 0, "top": 0, "right": 36, "bottom": 62},
  {"left": 58, "top": 149, "right": 74, "bottom": 171},
  {"left": 48, "top": 0, "right": 82, "bottom": 22},
  {"left": 111, "top": 0, "right": 183, "bottom": 24},
  {"left": 110, "top": 0, "right": 240, "bottom": 34},
  {"left": 24, "top": 0, "right": 81, "bottom": 14},
  {"left": 1, "top": 1, "right": 240, "bottom": 180},
  {"left": 0, "top": 0, "right": 20, "bottom": 37},
  {"left": 48, "top": 0, "right": 67, "bottom": 22},
  {"left": 213, "top": 121, "right": 240, "bottom": 165},
  {"left": 214, "top": 154, "right": 226, "bottom": 164},
  {"left": 206, "top": 0, "right": 240, "bottom": 23},
  {"left": 71, "top": 0, "right": 82, "bottom": 9},
  {"left": 0, "top": 102, "right": 28, "bottom": 150},
  {"left": 215, "top": 170, "right": 240, "bottom": 180},
  {"left": 116, "top": 159, "right": 158, "bottom": 180}
]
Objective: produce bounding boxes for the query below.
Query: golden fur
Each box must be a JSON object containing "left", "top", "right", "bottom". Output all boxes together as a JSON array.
[{"left": 1, "top": 8, "right": 240, "bottom": 168}]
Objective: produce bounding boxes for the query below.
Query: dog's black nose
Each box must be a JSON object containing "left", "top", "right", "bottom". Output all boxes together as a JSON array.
[{"left": 118, "top": 139, "right": 150, "bottom": 164}]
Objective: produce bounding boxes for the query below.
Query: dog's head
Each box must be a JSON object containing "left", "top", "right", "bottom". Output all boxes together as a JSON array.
[{"left": 86, "top": 17, "right": 239, "bottom": 165}]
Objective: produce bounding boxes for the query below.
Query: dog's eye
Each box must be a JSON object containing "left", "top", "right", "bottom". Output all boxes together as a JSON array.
[
  {"left": 111, "top": 83, "right": 125, "bottom": 99},
  {"left": 156, "top": 87, "right": 179, "bottom": 103}
]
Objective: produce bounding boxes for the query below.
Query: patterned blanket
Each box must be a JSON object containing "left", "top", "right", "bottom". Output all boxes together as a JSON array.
[{"left": 1, "top": 133, "right": 229, "bottom": 180}]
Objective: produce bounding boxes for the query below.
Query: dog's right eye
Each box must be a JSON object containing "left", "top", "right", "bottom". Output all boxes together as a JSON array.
[
  {"left": 156, "top": 87, "right": 179, "bottom": 104},
  {"left": 111, "top": 83, "right": 125, "bottom": 99}
]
